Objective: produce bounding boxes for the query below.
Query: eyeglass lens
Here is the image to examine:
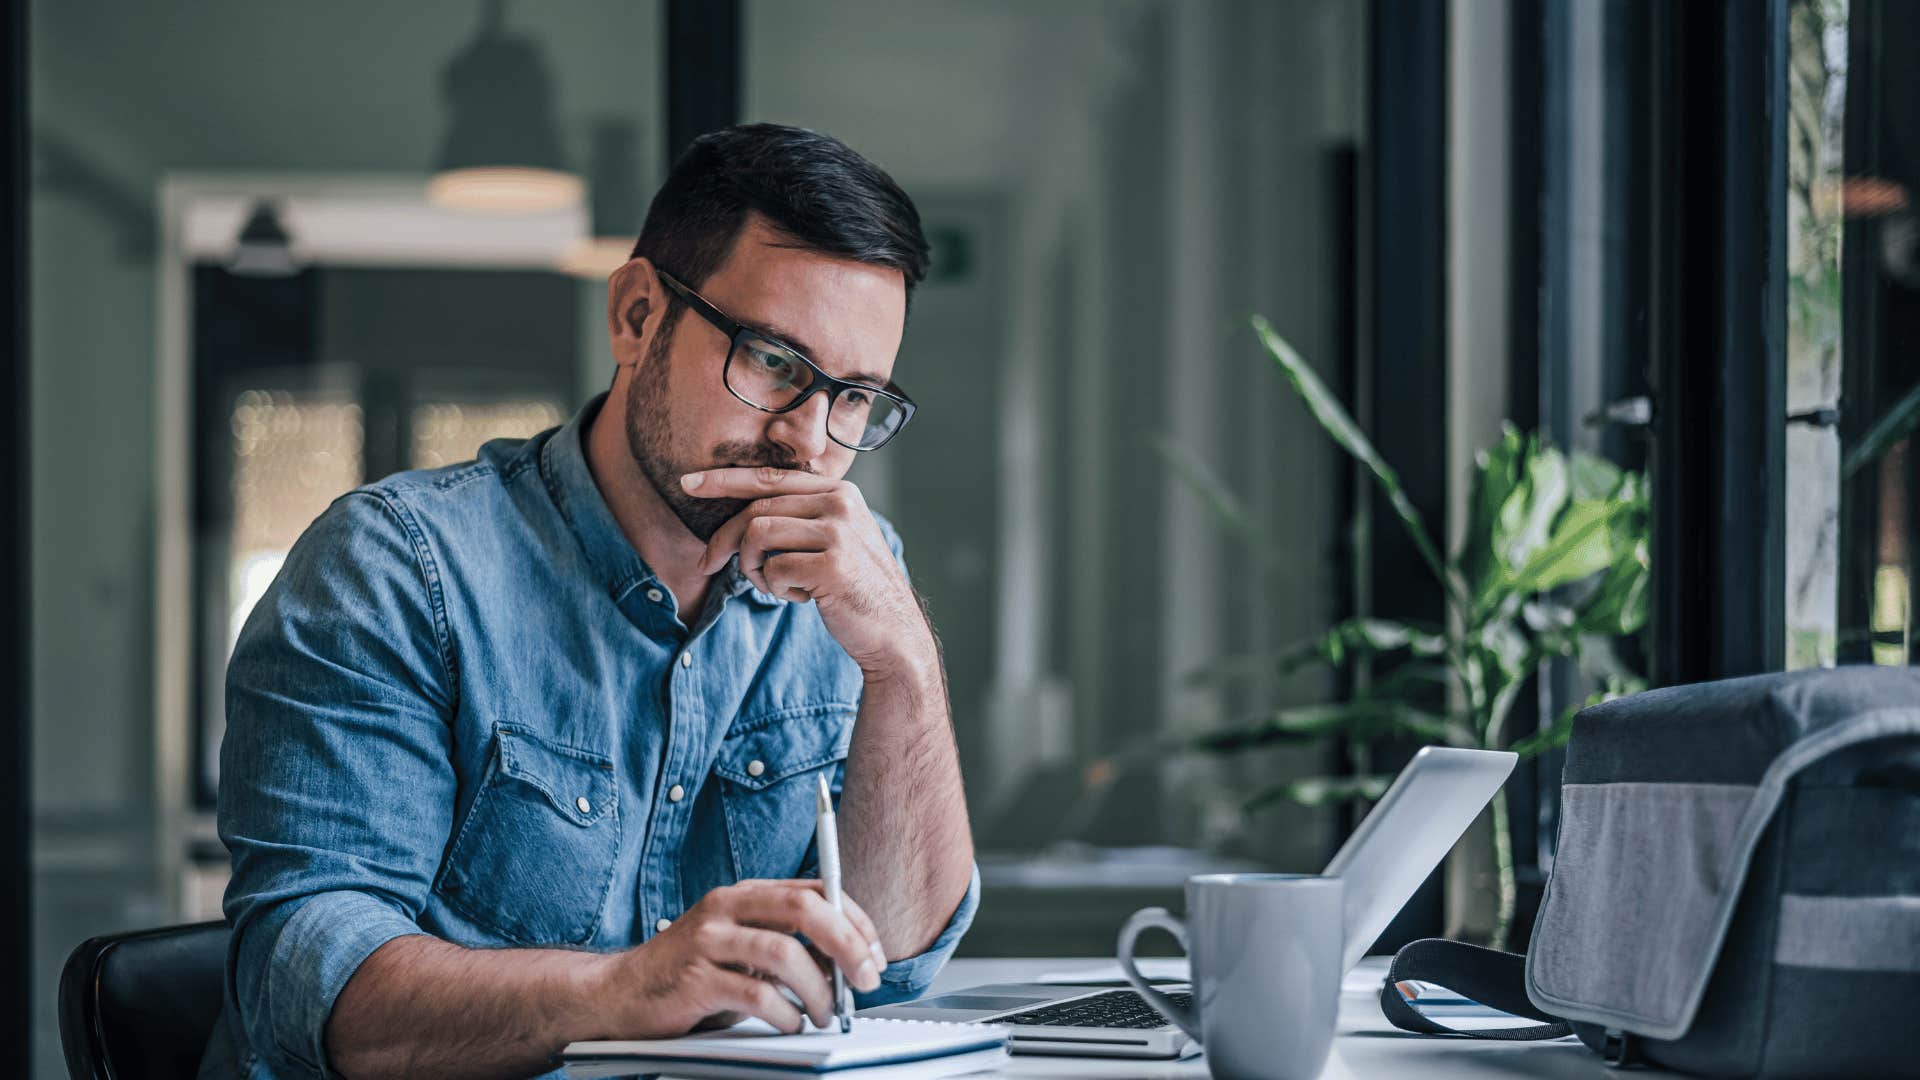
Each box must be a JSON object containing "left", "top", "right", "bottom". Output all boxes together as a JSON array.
[{"left": 728, "top": 333, "right": 905, "bottom": 449}]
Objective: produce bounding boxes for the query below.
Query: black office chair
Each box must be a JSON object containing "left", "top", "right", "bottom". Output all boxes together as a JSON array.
[{"left": 59, "top": 921, "right": 230, "bottom": 1080}]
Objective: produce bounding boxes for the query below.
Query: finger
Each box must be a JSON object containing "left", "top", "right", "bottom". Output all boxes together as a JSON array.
[
  {"left": 763, "top": 552, "right": 830, "bottom": 605},
  {"left": 694, "top": 1010, "right": 748, "bottom": 1031},
  {"left": 708, "top": 967, "right": 807, "bottom": 1034},
  {"left": 750, "top": 877, "right": 885, "bottom": 955},
  {"left": 835, "top": 890, "right": 890, "bottom": 968},
  {"left": 734, "top": 883, "right": 882, "bottom": 992},
  {"left": 711, "top": 925, "right": 836, "bottom": 1028},
  {"left": 698, "top": 494, "right": 843, "bottom": 575},
  {"left": 682, "top": 466, "right": 842, "bottom": 500},
  {"left": 739, "top": 519, "right": 834, "bottom": 595},
  {"left": 725, "top": 877, "right": 880, "bottom": 954},
  {"left": 800, "top": 880, "right": 887, "bottom": 969}
]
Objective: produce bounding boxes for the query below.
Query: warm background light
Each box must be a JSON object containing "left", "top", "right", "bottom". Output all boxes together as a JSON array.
[
  {"left": 425, "top": 165, "right": 584, "bottom": 214},
  {"left": 556, "top": 235, "right": 634, "bottom": 280}
]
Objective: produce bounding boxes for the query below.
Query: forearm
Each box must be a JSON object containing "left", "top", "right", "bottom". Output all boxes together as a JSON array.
[
  {"left": 839, "top": 638, "right": 974, "bottom": 960},
  {"left": 325, "top": 934, "right": 615, "bottom": 1080}
]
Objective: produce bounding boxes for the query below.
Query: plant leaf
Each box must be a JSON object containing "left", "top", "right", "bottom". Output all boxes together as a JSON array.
[
  {"left": 1180, "top": 617, "right": 1447, "bottom": 686},
  {"left": 1574, "top": 544, "right": 1650, "bottom": 636},
  {"left": 1509, "top": 712, "right": 1576, "bottom": 758},
  {"left": 1243, "top": 773, "right": 1394, "bottom": 810},
  {"left": 1567, "top": 451, "right": 1625, "bottom": 502},
  {"left": 1363, "top": 660, "right": 1456, "bottom": 699},
  {"left": 1252, "top": 316, "right": 1464, "bottom": 608},
  {"left": 1316, "top": 617, "right": 1449, "bottom": 665},
  {"left": 1458, "top": 424, "right": 1526, "bottom": 592},
  {"left": 1150, "top": 432, "right": 1283, "bottom": 569},
  {"left": 1500, "top": 439, "right": 1570, "bottom": 574},
  {"left": 1188, "top": 700, "right": 1458, "bottom": 752},
  {"left": 1512, "top": 496, "right": 1624, "bottom": 593},
  {"left": 1475, "top": 618, "right": 1535, "bottom": 682}
]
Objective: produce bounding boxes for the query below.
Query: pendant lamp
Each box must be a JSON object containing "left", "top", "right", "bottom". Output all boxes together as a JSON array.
[
  {"left": 427, "top": 0, "right": 583, "bottom": 214},
  {"left": 227, "top": 200, "right": 299, "bottom": 278}
]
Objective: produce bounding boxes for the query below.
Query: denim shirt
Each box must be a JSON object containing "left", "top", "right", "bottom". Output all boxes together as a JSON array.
[{"left": 201, "top": 396, "right": 979, "bottom": 1079}]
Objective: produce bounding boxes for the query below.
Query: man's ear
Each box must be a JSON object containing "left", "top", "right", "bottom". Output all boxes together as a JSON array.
[{"left": 606, "top": 257, "right": 659, "bottom": 369}]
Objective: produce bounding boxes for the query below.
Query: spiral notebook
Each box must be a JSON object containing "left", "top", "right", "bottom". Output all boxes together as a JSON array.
[{"left": 559, "top": 1017, "right": 1010, "bottom": 1079}]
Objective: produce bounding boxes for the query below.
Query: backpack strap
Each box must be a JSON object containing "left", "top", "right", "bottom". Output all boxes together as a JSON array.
[{"left": 1378, "top": 938, "right": 1573, "bottom": 1041}]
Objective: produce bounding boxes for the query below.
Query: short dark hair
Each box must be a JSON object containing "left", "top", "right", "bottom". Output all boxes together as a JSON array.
[{"left": 631, "top": 124, "right": 929, "bottom": 314}]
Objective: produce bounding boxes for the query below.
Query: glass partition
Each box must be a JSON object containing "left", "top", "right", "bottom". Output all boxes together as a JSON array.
[
  {"left": 28, "top": 3, "right": 662, "bottom": 1071},
  {"left": 1783, "top": 0, "right": 1920, "bottom": 668},
  {"left": 743, "top": 0, "right": 1371, "bottom": 952}
]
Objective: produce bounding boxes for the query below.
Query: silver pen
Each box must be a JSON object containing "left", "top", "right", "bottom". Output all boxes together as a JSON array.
[{"left": 814, "top": 773, "right": 853, "bottom": 1033}]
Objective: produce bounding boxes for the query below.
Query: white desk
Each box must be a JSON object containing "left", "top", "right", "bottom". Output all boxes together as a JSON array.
[{"left": 927, "top": 958, "right": 1675, "bottom": 1078}]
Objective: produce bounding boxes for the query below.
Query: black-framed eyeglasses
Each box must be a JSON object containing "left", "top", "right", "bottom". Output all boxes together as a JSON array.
[{"left": 655, "top": 269, "right": 917, "bottom": 451}]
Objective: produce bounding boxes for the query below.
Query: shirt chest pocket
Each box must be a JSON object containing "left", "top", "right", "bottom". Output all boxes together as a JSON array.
[
  {"left": 713, "top": 705, "right": 855, "bottom": 881},
  {"left": 437, "top": 725, "right": 620, "bottom": 946}
]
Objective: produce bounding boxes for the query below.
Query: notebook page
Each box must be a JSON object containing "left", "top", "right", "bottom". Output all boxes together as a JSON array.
[{"left": 564, "top": 1016, "right": 1006, "bottom": 1068}]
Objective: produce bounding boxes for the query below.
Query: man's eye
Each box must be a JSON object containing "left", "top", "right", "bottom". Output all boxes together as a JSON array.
[
  {"left": 842, "top": 389, "right": 871, "bottom": 406},
  {"left": 751, "top": 349, "right": 794, "bottom": 375}
]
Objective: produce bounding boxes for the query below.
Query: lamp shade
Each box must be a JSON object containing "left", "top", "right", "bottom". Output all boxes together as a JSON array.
[
  {"left": 227, "top": 200, "right": 299, "bottom": 278},
  {"left": 429, "top": 3, "right": 583, "bottom": 214}
]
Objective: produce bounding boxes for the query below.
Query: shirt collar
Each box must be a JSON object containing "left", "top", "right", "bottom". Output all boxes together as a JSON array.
[{"left": 541, "top": 393, "right": 782, "bottom": 608}]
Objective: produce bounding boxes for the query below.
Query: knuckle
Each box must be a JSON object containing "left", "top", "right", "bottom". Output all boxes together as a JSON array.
[
  {"left": 750, "top": 932, "right": 786, "bottom": 969},
  {"left": 754, "top": 981, "right": 786, "bottom": 1014},
  {"left": 785, "top": 890, "right": 816, "bottom": 923},
  {"left": 758, "top": 466, "right": 785, "bottom": 484},
  {"left": 764, "top": 930, "right": 802, "bottom": 972},
  {"left": 833, "top": 920, "right": 862, "bottom": 953}
]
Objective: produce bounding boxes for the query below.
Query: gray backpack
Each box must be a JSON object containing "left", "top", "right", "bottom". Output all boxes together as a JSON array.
[{"left": 1381, "top": 667, "right": 1920, "bottom": 1077}]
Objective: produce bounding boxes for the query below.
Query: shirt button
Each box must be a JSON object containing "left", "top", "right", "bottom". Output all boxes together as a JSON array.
[
  {"left": 655, "top": 917, "right": 672, "bottom": 933},
  {"left": 747, "top": 760, "right": 766, "bottom": 778},
  {"left": 575, "top": 796, "right": 592, "bottom": 814},
  {"left": 646, "top": 587, "right": 664, "bottom": 603},
  {"left": 680, "top": 652, "right": 693, "bottom": 669},
  {"left": 668, "top": 784, "right": 685, "bottom": 802}
]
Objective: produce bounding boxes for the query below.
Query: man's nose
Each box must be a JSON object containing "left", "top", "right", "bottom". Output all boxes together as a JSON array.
[{"left": 767, "top": 389, "right": 834, "bottom": 462}]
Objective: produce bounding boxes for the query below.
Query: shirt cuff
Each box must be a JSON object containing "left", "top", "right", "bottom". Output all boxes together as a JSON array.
[
  {"left": 856, "top": 863, "right": 980, "bottom": 1007},
  {"left": 263, "top": 890, "right": 426, "bottom": 1077}
]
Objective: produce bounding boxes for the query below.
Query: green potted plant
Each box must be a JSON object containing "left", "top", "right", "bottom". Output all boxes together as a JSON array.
[{"left": 1164, "top": 317, "right": 1651, "bottom": 948}]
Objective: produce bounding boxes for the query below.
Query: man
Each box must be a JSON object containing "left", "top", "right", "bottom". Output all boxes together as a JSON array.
[{"left": 203, "top": 124, "right": 977, "bottom": 1080}]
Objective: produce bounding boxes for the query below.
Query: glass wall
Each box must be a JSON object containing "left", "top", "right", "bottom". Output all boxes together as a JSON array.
[
  {"left": 1783, "top": 0, "right": 1920, "bottom": 667},
  {"left": 28, "top": 3, "right": 662, "bottom": 1071},
  {"left": 743, "top": 0, "right": 1370, "bottom": 952}
]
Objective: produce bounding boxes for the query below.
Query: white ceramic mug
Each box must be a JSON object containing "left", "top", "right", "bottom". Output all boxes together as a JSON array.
[{"left": 1118, "top": 873, "right": 1344, "bottom": 1080}]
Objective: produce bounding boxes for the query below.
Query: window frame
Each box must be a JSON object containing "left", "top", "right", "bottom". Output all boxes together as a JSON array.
[{"left": 1505, "top": 0, "right": 1790, "bottom": 906}]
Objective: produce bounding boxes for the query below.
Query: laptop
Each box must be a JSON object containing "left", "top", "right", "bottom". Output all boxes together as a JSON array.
[{"left": 860, "top": 746, "right": 1517, "bottom": 1058}]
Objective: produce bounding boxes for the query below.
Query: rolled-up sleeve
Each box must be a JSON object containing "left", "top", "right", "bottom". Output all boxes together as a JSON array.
[
  {"left": 219, "top": 490, "right": 456, "bottom": 1077},
  {"left": 858, "top": 863, "right": 981, "bottom": 1006}
]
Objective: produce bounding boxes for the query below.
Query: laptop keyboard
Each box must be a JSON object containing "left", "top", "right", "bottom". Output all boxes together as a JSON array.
[{"left": 997, "top": 989, "right": 1194, "bottom": 1030}]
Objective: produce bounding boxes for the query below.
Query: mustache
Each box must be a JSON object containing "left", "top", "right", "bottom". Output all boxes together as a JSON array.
[{"left": 708, "top": 440, "right": 813, "bottom": 473}]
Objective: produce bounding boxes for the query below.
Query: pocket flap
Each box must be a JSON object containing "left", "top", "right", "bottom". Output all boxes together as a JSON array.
[
  {"left": 494, "top": 725, "right": 617, "bottom": 825},
  {"left": 714, "top": 705, "right": 854, "bottom": 791}
]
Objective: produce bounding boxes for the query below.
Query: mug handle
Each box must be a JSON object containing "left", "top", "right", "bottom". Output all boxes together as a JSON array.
[{"left": 1116, "top": 906, "right": 1201, "bottom": 1040}]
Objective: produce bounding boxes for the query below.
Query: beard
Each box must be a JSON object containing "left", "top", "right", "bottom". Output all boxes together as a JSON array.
[{"left": 623, "top": 313, "right": 806, "bottom": 542}]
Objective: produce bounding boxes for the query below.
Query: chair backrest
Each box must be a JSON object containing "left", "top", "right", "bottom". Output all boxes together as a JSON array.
[{"left": 59, "top": 921, "right": 230, "bottom": 1080}]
